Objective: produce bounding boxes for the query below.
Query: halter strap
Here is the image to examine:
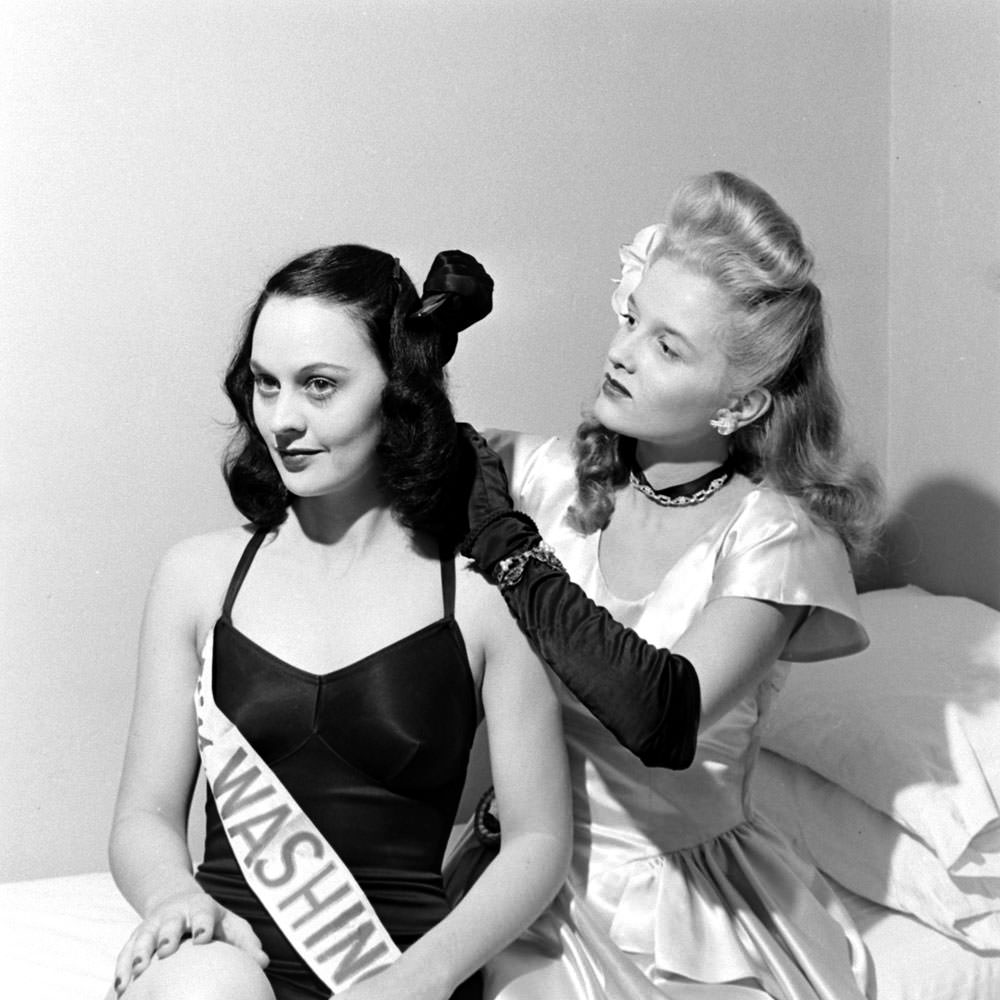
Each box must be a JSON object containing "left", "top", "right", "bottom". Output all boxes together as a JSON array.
[
  {"left": 222, "top": 527, "right": 455, "bottom": 621},
  {"left": 222, "top": 527, "right": 269, "bottom": 621},
  {"left": 440, "top": 545, "right": 456, "bottom": 619}
]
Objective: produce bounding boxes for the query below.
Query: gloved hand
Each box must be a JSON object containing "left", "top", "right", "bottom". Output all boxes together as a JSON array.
[{"left": 455, "top": 422, "right": 541, "bottom": 574}]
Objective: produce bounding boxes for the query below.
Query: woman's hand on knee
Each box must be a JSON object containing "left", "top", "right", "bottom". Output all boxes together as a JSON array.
[{"left": 113, "top": 890, "right": 268, "bottom": 995}]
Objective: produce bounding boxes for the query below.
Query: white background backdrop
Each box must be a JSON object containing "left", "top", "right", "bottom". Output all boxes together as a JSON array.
[{"left": 1, "top": 0, "right": 997, "bottom": 880}]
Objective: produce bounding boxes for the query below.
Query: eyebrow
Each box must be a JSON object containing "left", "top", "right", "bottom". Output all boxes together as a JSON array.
[{"left": 249, "top": 360, "right": 351, "bottom": 375}]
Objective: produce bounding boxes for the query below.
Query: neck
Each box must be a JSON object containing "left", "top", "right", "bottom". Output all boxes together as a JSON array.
[
  {"left": 289, "top": 481, "right": 396, "bottom": 548},
  {"left": 632, "top": 440, "right": 731, "bottom": 492}
]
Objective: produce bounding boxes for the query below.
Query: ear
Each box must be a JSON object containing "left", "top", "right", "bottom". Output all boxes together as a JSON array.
[{"left": 728, "top": 387, "right": 772, "bottom": 428}]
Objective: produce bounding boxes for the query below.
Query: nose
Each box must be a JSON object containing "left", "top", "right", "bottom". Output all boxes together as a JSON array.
[
  {"left": 267, "top": 389, "right": 307, "bottom": 444},
  {"left": 607, "top": 321, "right": 639, "bottom": 372}
]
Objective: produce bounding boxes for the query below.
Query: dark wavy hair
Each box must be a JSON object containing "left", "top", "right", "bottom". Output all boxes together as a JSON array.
[
  {"left": 569, "top": 172, "right": 883, "bottom": 562},
  {"left": 223, "top": 244, "right": 473, "bottom": 545}
]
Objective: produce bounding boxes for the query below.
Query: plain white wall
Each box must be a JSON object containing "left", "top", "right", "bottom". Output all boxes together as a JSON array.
[
  {"left": 880, "top": 0, "right": 1000, "bottom": 608},
  {"left": 1, "top": 0, "right": 893, "bottom": 880}
]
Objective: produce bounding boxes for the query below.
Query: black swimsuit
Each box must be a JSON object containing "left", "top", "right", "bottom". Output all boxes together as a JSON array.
[{"left": 195, "top": 528, "right": 482, "bottom": 1000}]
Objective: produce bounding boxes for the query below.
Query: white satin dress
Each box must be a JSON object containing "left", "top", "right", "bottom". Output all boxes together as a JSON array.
[{"left": 481, "top": 433, "right": 873, "bottom": 1000}]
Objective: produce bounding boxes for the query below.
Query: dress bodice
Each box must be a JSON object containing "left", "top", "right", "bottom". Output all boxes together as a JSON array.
[
  {"left": 205, "top": 614, "right": 478, "bottom": 879},
  {"left": 491, "top": 432, "right": 867, "bottom": 870}
]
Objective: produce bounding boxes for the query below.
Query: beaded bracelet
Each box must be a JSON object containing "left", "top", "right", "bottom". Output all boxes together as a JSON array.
[{"left": 493, "top": 541, "right": 565, "bottom": 590}]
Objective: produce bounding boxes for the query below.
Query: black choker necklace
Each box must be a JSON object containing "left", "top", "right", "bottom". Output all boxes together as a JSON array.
[{"left": 628, "top": 454, "right": 735, "bottom": 507}]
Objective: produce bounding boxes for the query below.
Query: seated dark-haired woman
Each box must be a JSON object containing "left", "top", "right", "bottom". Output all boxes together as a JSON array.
[{"left": 106, "top": 245, "right": 571, "bottom": 1000}]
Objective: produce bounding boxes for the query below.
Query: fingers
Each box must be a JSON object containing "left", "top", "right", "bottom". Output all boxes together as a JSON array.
[
  {"left": 113, "top": 921, "right": 159, "bottom": 995},
  {"left": 112, "top": 894, "right": 221, "bottom": 994},
  {"left": 111, "top": 897, "right": 270, "bottom": 997},
  {"left": 151, "top": 911, "right": 187, "bottom": 960},
  {"left": 219, "top": 911, "right": 270, "bottom": 968},
  {"left": 187, "top": 896, "right": 221, "bottom": 945},
  {"left": 456, "top": 421, "right": 484, "bottom": 445},
  {"left": 466, "top": 430, "right": 511, "bottom": 493}
]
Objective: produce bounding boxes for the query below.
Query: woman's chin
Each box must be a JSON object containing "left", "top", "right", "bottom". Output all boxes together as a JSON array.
[{"left": 592, "top": 397, "right": 630, "bottom": 437}]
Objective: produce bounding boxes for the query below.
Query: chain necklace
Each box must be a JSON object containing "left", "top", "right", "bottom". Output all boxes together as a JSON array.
[{"left": 628, "top": 456, "right": 734, "bottom": 507}]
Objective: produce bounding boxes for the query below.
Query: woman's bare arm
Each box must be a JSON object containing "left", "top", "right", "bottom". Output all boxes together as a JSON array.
[{"left": 108, "top": 536, "right": 267, "bottom": 993}]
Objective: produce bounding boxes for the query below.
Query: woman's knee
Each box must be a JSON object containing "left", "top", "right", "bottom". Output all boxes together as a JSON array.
[{"left": 123, "top": 940, "right": 274, "bottom": 1000}]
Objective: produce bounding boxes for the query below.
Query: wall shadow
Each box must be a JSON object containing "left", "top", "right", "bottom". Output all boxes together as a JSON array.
[{"left": 859, "top": 476, "right": 1000, "bottom": 612}]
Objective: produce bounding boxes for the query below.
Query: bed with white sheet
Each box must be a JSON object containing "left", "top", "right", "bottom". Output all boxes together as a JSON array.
[
  {"left": 2, "top": 586, "right": 999, "bottom": 1000},
  {"left": 754, "top": 585, "right": 1000, "bottom": 998}
]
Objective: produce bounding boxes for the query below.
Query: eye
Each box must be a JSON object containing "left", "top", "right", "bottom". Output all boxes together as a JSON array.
[
  {"left": 618, "top": 312, "right": 637, "bottom": 329},
  {"left": 252, "top": 373, "right": 279, "bottom": 396},
  {"left": 304, "top": 376, "right": 338, "bottom": 399},
  {"left": 657, "top": 339, "right": 678, "bottom": 359}
]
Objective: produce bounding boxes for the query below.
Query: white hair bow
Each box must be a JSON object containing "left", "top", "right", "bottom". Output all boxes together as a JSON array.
[{"left": 610, "top": 223, "right": 669, "bottom": 315}]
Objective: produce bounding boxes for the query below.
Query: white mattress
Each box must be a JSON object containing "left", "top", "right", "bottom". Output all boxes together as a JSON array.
[
  {"left": 0, "top": 872, "right": 136, "bottom": 1000},
  {"left": 834, "top": 882, "right": 1000, "bottom": 1000},
  {"left": 1, "top": 871, "right": 998, "bottom": 1000}
]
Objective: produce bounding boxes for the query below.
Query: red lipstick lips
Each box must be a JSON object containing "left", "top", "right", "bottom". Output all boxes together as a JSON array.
[{"left": 602, "top": 374, "right": 631, "bottom": 398}]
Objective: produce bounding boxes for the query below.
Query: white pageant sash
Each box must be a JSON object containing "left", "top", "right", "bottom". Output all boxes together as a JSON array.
[{"left": 195, "top": 627, "right": 401, "bottom": 994}]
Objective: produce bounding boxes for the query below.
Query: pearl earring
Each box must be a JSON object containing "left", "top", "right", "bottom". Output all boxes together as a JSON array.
[{"left": 709, "top": 410, "right": 738, "bottom": 436}]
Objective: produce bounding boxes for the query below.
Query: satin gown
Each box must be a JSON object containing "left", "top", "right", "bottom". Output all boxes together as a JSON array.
[
  {"left": 196, "top": 528, "right": 482, "bottom": 1000},
  {"left": 478, "top": 433, "right": 873, "bottom": 1000}
]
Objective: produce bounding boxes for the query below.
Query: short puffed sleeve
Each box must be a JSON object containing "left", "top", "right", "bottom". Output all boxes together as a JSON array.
[
  {"left": 483, "top": 430, "right": 577, "bottom": 529},
  {"left": 708, "top": 489, "right": 869, "bottom": 662}
]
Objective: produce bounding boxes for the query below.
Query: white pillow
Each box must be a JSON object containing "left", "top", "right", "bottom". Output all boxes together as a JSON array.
[
  {"left": 755, "top": 750, "right": 1000, "bottom": 950},
  {"left": 762, "top": 586, "right": 1000, "bottom": 878}
]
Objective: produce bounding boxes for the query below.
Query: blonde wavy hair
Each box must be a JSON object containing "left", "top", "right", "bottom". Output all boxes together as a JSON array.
[{"left": 568, "top": 171, "right": 883, "bottom": 562}]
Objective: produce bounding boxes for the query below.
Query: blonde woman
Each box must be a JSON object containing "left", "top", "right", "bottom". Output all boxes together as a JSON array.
[{"left": 455, "top": 172, "right": 882, "bottom": 999}]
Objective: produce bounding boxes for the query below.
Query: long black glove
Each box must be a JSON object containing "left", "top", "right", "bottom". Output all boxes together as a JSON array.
[{"left": 456, "top": 424, "right": 700, "bottom": 769}]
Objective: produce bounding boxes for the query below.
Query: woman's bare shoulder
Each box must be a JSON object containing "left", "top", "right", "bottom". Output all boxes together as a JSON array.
[
  {"left": 159, "top": 523, "right": 255, "bottom": 568},
  {"left": 453, "top": 556, "right": 534, "bottom": 662},
  {"left": 453, "top": 555, "right": 499, "bottom": 611},
  {"left": 151, "top": 523, "right": 260, "bottom": 611}
]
